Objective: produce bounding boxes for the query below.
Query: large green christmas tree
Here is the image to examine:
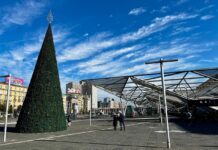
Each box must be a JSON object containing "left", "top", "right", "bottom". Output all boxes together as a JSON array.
[{"left": 16, "top": 23, "right": 67, "bottom": 133}]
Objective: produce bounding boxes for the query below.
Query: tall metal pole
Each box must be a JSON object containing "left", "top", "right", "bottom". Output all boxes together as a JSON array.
[
  {"left": 119, "top": 97, "right": 123, "bottom": 114},
  {"left": 4, "top": 74, "right": 11, "bottom": 142},
  {"left": 89, "top": 98, "right": 91, "bottom": 126},
  {"left": 90, "top": 85, "right": 93, "bottom": 127},
  {"left": 158, "top": 94, "right": 163, "bottom": 124},
  {"left": 160, "top": 61, "right": 171, "bottom": 149},
  {"left": 145, "top": 58, "right": 178, "bottom": 149}
]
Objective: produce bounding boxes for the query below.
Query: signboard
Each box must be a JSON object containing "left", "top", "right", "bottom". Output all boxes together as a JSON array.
[
  {"left": 5, "top": 77, "right": 24, "bottom": 86},
  {"left": 67, "top": 88, "right": 81, "bottom": 94}
]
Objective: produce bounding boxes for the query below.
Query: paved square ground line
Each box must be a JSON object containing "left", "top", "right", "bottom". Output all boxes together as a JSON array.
[{"left": 0, "top": 120, "right": 218, "bottom": 150}]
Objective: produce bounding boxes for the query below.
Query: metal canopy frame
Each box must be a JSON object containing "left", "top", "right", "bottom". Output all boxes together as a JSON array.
[{"left": 81, "top": 67, "right": 218, "bottom": 108}]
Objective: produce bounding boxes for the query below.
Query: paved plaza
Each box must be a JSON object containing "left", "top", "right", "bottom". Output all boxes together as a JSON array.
[{"left": 0, "top": 119, "right": 218, "bottom": 150}]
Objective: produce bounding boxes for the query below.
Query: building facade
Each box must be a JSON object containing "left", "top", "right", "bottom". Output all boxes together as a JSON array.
[
  {"left": 81, "top": 81, "right": 98, "bottom": 111},
  {"left": 101, "top": 97, "right": 121, "bottom": 109},
  {"left": 0, "top": 82, "right": 27, "bottom": 112},
  {"left": 97, "top": 97, "right": 123, "bottom": 114},
  {"left": 62, "top": 95, "right": 67, "bottom": 114},
  {"left": 66, "top": 82, "right": 85, "bottom": 114}
]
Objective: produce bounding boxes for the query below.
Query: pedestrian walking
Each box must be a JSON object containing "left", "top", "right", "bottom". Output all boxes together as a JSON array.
[
  {"left": 118, "top": 111, "right": 125, "bottom": 131},
  {"left": 112, "top": 112, "right": 118, "bottom": 130},
  {"left": 67, "top": 114, "right": 72, "bottom": 127}
]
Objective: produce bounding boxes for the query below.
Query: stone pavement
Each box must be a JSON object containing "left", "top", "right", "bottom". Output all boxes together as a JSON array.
[{"left": 0, "top": 119, "right": 218, "bottom": 150}]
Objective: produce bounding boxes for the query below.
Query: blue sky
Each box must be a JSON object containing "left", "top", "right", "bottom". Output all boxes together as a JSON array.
[{"left": 0, "top": 0, "right": 218, "bottom": 93}]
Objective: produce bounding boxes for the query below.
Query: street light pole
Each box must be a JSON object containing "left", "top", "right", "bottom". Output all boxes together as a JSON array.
[
  {"left": 160, "top": 60, "right": 171, "bottom": 149},
  {"left": 158, "top": 94, "right": 163, "bottom": 124},
  {"left": 89, "top": 97, "right": 92, "bottom": 126},
  {"left": 145, "top": 58, "right": 178, "bottom": 149},
  {"left": 119, "top": 97, "right": 123, "bottom": 114},
  {"left": 4, "top": 74, "right": 11, "bottom": 142},
  {"left": 90, "top": 85, "right": 93, "bottom": 127}
]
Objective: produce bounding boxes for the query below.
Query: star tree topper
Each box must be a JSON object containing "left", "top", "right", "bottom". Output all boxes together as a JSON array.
[{"left": 47, "top": 11, "right": 53, "bottom": 24}]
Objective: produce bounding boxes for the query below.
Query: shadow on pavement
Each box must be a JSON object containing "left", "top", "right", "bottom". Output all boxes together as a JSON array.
[
  {"left": 0, "top": 126, "right": 17, "bottom": 133},
  {"left": 35, "top": 139, "right": 163, "bottom": 149},
  {"left": 199, "top": 145, "right": 218, "bottom": 148},
  {"left": 174, "top": 120, "right": 218, "bottom": 135}
]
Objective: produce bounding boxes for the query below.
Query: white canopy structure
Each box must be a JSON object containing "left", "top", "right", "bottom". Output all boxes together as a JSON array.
[{"left": 81, "top": 67, "right": 218, "bottom": 109}]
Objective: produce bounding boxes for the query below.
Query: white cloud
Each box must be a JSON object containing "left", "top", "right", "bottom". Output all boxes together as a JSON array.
[
  {"left": 0, "top": 0, "right": 47, "bottom": 35},
  {"left": 58, "top": 13, "right": 198, "bottom": 63},
  {"left": 79, "top": 61, "right": 124, "bottom": 75},
  {"left": 62, "top": 38, "right": 205, "bottom": 77},
  {"left": 62, "top": 44, "right": 144, "bottom": 75},
  {"left": 53, "top": 29, "right": 70, "bottom": 43},
  {"left": 120, "top": 13, "right": 197, "bottom": 43},
  {"left": 103, "top": 59, "right": 198, "bottom": 77},
  {"left": 169, "top": 61, "right": 197, "bottom": 70},
  {"left": 130, "top": 44, "right": 189, "bottom": 63},
  {"left": 0, "top": 10, "right": 203, "bottom": 90},
  {"left": 0, "top": 25, "right": 69, "bottom": 87},
  {"left": 57, "top": 32, "right": 113, "bottom": 62},
  {"left": 200, "top": 58, "right": 218, "bottom": 63},
  {"left": 198, "top": 5, "right": 214, "bottom": 12},
  {"left": 65, "top": 39, "right": 211, "bottom": 78},
  {"left": 201, "top": 15, "right": 214, "bottom": 20},
  {"left": 77, "top": 45, "right": 144, "bottom": 69},
  {"left": 0, "top": 54, "right": 17, "bottom": 67},
  {"left": 171, "top": 26, "right": 199, "bottom": 35},
  {"left": 128, "top": 7, "right": 146, "bottom": 16},
  {"left": 1, "top": 0, "right": 46, "bottom": 26},
  {"left": 130, "top": 39, "right": 213, "bottom": 65},
  {"left": 117, "top": 64, "right": 158, "bottom": 75},
  {"left": 0, "top": 52, "right": 36, "bottom": 85},
  {"left": 9, "top": 25, "right": 69, "bottom": 61},
  {"left": 58, "top": 36, "right": 217, "bottom": 89},
  {"left": 11, "top": 43, "right": 41, "bottom": 61}
]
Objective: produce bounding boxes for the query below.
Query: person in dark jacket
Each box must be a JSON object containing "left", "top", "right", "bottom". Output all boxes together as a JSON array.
[
  {"left": 67, "top": 114, "right": 72, "bottom": 127},
  {"left": 112, "top": 112, "right": 118, "bottom": 130},
  {"left": 118, "top": 111, "right": 125, "bottom": 131}
]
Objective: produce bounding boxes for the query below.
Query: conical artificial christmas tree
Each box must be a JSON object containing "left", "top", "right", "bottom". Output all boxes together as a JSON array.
[{"left": 16, "top": 19, "right": 66, "bottom": 133}]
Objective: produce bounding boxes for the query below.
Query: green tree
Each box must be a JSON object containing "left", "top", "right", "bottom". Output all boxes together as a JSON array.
[{"left": 16, "top": 23, "right": 66, "bottom": 133}]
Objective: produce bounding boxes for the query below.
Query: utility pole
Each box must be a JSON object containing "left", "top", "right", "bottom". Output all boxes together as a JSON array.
[{"left": 145, "top": 58, "right": 178, "bottom": 149}]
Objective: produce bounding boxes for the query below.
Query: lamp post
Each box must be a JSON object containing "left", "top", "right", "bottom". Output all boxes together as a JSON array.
[
  {"left": 89, "top": 85, "right": 93, "bottom": 127},
  {"left": 4, "top": 74, "right": 11, "bottom": 142},
  {"left": 158, "top": 94, "right": 163, "bottom": 124},
  {"left": 145, "top": 58, "right": 178, "bottom": 149}
]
